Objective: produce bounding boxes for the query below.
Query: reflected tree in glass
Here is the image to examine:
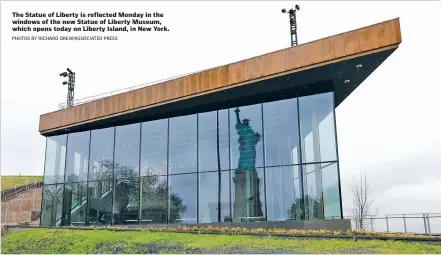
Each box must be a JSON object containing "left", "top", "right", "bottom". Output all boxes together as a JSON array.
[
  {"left": 87, "top": 180, "right": 113, "bottom": 225},
  {"left": 43, "top": 135, "right": 67, "bottom": 185},
  {"left": 140, "top": 171, "right": 186, "bottom": 224},
  {"left": 40, "top": 184, "right": 64, "bottom": 227},
  {"left": 112, "top": 163, "right": 139, "bottom": 225}
]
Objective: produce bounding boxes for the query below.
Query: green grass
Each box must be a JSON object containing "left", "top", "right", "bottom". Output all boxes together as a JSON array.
[
  {"left": 1, "top": 176, "right": 43, "bottom": 191},
  {"left": 2, "top": 229, "right": 441, "bottom": 254}
]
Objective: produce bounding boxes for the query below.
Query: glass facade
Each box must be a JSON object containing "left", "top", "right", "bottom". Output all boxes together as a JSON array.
[{"left": 41, "top": 91, "right": 342, "bottom": 227}]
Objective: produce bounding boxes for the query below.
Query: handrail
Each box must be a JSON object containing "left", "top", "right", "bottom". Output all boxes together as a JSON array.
[
  {"left": 1, "top": 180, "right": 43, "bottom": 202},
  {"left": 57, "top": 66, "right": 212, "bottom": 110},
  {"left": 2, "top": 178, "right": 40, "bottom": 194}
]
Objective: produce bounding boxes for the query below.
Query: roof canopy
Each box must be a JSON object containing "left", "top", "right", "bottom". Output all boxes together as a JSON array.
[{"left": 40, "top": 18, "right": 401, "bottom": 136}]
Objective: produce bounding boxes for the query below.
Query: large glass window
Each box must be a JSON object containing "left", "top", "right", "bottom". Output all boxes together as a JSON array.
[
  {"left": 114, "top": 123, "right": 140, "bottom": 180},
  {"left": 61, "top": 182, "right": 87, "bottom": 226},
  {"left": 299, "top": 92, "right": 337, "bottom": 163},
  {"left": 140, "top": 175, "right": 168, "bottom": 224},
  {"left": 113, "top": 178, "right": 139, "bottom": 225},
  {"left": 141, "top": 119, "right": 168, "bottom": 176},
  {"left": 42, "top": 91, "right": 342, "bottom": 227},
  {"left": 230, "top": 104, "right": 263, "bottom": 170},
  {"left": 321, "top": 162, "right": 342, "bottom": 219},
  {"left": 169, "top": 114, "right": 197, "bottom": 174},
  {"left": 113, "top": 123, "right": 140, "bottom": 225},
  {"left": 88, "top": 127, "right": 114, "bottom": 181},
  {"left": 87, "top": 180, "right": 113, "bottom": 225},
  {"left": 231, "top": 168, "right": 265, "bottom": 222},
  {"left": 263, "top": 98, "right": 300, "bottom": 166},
  {"left": 266, "top": 165, "right": 303, "bottom": 221},
  {"left": 303, "top": 164, "right": 324, "bottom": 220},
  {"left": 199, "top": 171, "right": 231, "bottom": 223},
  {"left": 40, "top": 184, "right": 64, "bottom": 227},
  {"left": 44, "top": 135, "right": 67, "bottom": 184},
  {"left": 65, "top": 131, "right": 90, "bottom": 183},
  {"left": 169, "top": 174, "right": 197, "bottom": 224},
  {"left": 198, "top": 110, "right": 229, "bottom": 172}
]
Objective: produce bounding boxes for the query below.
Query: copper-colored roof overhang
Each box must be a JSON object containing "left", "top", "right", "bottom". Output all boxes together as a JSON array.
[{"left": 39, "top": 18, "right": 401, "bottom": 137}]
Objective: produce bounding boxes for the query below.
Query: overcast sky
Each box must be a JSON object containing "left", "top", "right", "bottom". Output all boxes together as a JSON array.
[{"left": 1, "top": 1, "right": 441, "bottom": 221}]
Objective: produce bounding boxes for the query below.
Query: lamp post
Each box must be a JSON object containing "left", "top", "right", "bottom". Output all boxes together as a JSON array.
[
  {"left": 281, "top": 4, "right": 300, "bottom": 47},
  {"left": 60, "top": 68, "right": 75, "bottom": 108}
]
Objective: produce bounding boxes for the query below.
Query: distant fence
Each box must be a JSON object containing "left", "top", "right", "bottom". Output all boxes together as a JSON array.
[{"left": 341, "top": 213, "right": 441, "bottom": 235}]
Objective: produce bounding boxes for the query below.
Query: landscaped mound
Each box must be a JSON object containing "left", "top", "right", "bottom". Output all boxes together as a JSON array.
[{"left": 2, "top": 228, "right": 441, "bottom": 254}]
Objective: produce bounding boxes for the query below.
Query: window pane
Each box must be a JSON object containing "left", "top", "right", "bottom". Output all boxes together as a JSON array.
[
  {"left": 263, "top": 98, "right": 300, "bottom": 166},
  {"left": 61, "top": 182, "right": 87, "bottom": 226},
  {"left": 299, "top": 92, "right": 337, "bottom": 163},
  {"left": 141, "top": 119, "right": 168, "bottom": 176},
  {"left": 44, "top": 135, "right": 67, "bottom": 184},
  {"left": 113, "top": 177, "right": 139, "bottom": 225},
  {"left": 114, "top": 123, "right": 140, "bottom": 180},
  {"left": 199, "top": 171, "right": 231, "bottom": 223},
  {"left": 266, "top": 165, "right": 303, "bottom": 221},
  {"left": 87, "top": 180, "right": 113, "bottom": 225},
  {"left": 230, "top": 104, "right": 263, "bottom": 170},
  {"left": 169, "top": 114, "right": 197, "bottom": 174},
  {"left": 322, "top": 162, "right": 342, "bottom": 219},
  {"left": 169, "top": 174, "right": 197, "bottom": 224},
  {"left": 303, "top": 164, "right": 324, "bottom": 220},
  {"left": 89, "top": 127, "right": 114, "bottom": 181},
  {"left": 65, "top": 131, "right": 90, "bottom": 183},
  {"left": 231, "top": 168, "right": 265, "bottom": 222},
  {"left": 140, "top": 175, "right": 168, "bottom": 224},
  {"left": 198, "top": 110, "right": 229, "bottom": 172},
  {"left": 40, "top": 184, "right": 64, "bottom": 227}
]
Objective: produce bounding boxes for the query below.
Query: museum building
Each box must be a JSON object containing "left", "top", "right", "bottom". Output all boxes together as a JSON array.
[{"left": 38, "top": 19, "right": 401, "bottom": 228}]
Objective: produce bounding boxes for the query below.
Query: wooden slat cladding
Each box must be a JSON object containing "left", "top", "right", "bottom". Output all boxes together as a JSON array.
[{"left": 39, "top": 18, "right": 401, "bottom": 133}]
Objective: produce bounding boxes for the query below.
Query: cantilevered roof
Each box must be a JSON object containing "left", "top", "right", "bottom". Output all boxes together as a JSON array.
[{"left": 39, "top": 18, "right": 401, "bottom": 136}]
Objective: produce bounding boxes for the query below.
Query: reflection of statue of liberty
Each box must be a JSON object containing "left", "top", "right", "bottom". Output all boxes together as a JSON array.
[{"left": 233, "top": 107, "right": 264, "bottom": 222}]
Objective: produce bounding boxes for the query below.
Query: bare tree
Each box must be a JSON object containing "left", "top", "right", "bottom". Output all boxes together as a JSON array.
[{"left": 348, "top": 172, "right": 376, "bottom": 230}]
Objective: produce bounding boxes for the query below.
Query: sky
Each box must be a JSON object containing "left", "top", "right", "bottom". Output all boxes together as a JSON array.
[{"left": 1, "top": 1, "right": 441, "bottom": 224}]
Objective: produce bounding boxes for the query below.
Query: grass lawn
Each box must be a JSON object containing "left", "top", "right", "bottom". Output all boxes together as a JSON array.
[
  {"left": 1, "top": 176, "right": 43, "bottom": 191},
  {"left": 2, "top": 229, "right": 441, "bottom": 254}
]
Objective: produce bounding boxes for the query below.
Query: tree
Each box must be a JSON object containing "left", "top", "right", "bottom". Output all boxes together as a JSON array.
[{"left": 347, "top": 172, "right": 376, "bottom": 230}]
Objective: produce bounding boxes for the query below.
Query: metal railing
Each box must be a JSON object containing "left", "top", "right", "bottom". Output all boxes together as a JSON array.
[
  {"left": 57, "top": 67, "right": 212, "bottom": 110},
  {"left": 343, "top": 213, "right": 441, "bottom": 235},
  {"left": 1, "top": 180, "right": 43, "bottom": 202}
]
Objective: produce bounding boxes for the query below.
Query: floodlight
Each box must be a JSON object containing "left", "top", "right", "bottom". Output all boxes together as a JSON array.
[
  {"left": 60, "top": 72, "right": 68, "bottom": 77},
  {"left": 281, "top": 4, "right": 300, "bottom": 47},
  {"left": 62, "top": 81, "right": 68, "bottom": 85}
]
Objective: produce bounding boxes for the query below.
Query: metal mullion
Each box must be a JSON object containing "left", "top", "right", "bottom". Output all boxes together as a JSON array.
[
  {"left": 296, "top": 94, "right": 306, "bottom": 220},
  {"left": 228, "top": 109, "right": 232, "bottom": 221},
  {"left": 331, "top": 91, "right": 344, "bottom": 220},
  {"left": 40, "top": 137, "right": 49, "bottom": 227},
  {"left": 196, "top": 114, "right": 199, "bottom": 224},
  {"left": 61, "top": 134, "right": 69, "bottom": 226},
  {"left": 111, "top": 127, "right": 116, "bottom": 225},
  {"left": 261, "top": 103, "right": 268, "bottom": 221},
  {"left": 85, "top": 131, "right": 92, "bottom": 225},
  {"left": 138, "top": 123, "right": 142, "bottom": 225},
  {"left": 166, "top": 118, "right": 170, "bottom": 224}
]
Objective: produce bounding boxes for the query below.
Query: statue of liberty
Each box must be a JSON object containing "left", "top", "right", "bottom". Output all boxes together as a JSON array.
[{"left": 232, "top": 107, "right": 264, "bottom": 222}]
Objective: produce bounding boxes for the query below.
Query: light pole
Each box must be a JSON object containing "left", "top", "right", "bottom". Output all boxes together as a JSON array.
[
  {"left": 281, "top": 5, "right": 300, "bottom": 47},
  {"left": 60, "top": 68, "right": 75, "bottom": 108}
]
